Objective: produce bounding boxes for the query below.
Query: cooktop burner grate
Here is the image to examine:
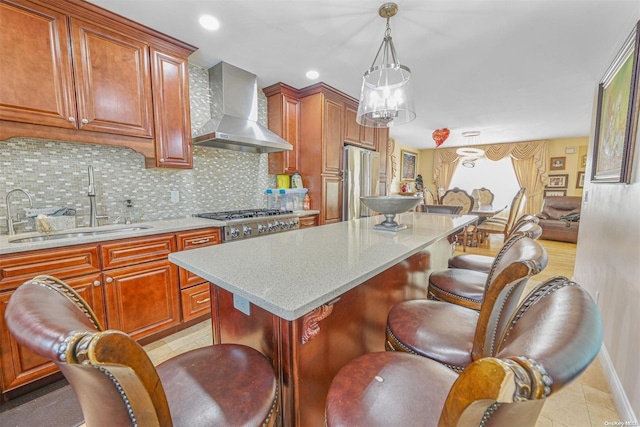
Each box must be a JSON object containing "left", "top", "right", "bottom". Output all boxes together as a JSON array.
[{"left": 194, "top": 209, "right": 294, "bottom": 221}]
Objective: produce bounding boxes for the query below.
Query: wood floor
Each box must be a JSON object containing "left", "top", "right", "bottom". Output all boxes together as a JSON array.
[{"left": 454, "top": 235, "right": 620, "bottom": 427}]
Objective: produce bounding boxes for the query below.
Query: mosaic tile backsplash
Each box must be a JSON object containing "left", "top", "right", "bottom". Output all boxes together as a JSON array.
[{"left": 0, "top": 63, "right": 276, "bottom": 234}]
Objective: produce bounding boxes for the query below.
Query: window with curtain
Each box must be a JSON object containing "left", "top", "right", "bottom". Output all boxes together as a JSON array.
[{"left": 448, "top": 157, "right": 520, "bottom": 209}]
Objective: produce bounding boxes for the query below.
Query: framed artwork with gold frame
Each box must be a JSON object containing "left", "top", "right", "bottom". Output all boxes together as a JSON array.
[
  {"left": 592, "top": 21, "right": 639, "bottom": 183},
  {"left": 400, "top": 150, "right": 417, "bottom": 181}
]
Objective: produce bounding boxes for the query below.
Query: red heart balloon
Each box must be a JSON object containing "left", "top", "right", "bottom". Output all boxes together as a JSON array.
[{"left": 432, "top": 128, "right": 450, "bottom": 147}]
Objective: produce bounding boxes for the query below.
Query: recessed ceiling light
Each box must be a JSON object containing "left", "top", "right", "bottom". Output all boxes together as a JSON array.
[
  {"left": 306, "top": 70, "right": 319, "bottom": 80},
  {"left": 199, "top": 15, "right": 220, "bottom": 31}
]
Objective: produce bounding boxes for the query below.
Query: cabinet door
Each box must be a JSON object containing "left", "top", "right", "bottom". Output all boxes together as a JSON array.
[
  {"left": 360, "top": 124, "right": 377, "bottom": 150},
  {"left": 0, "top": 0, "right": 77, "bottom": 129},
  {"left": 267, "top": 85, "right": 300, "bottom": 174},
  {"left": 103, "top": 260, "right": 180, "bottom": 340},
  {"left": 151, "top": 48, "right": 193, "bottom": 168},
  {"left": 343, "top": 104, "right": 360, "bottom": 145},
  {"left": 0, "top": 273, "right": 103, "bottom": 394},
  {"left": 321, "top": 175, "right": 343, "bottom": 225},
  {"left": 70, "top": 18, "right": 154, "bottom": 138},
  {"left": 322, "top": 97, "right": 344, "bottom": 175}
]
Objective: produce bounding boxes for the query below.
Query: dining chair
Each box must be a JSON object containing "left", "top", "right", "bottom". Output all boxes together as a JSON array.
[
  {"left": 448, "top": 215, "right": 540, "bottom": 273},
  {"left": 325, "top": 277, "right": 603, "bottom": 427},
  {"left": 4, "top": 275, "right": 278, "bottom": 427},
  {"left": 440, "top": 188, "right": 477, "bottom": 251},
  {"left": 476, "top": 187, "right": 526, "bottom": 244},
  {"left": 476, "top": 187, "right": 495, "bottom": 206}
]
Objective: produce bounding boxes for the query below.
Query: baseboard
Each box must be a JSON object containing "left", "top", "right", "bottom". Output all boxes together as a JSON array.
[{"left": 599, "top": 345, "right": 638, "bottom": 423}]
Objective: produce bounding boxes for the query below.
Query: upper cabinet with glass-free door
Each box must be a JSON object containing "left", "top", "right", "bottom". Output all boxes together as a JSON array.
[{"left": 0, "top": 0, "right": 196, "bottom": 168}]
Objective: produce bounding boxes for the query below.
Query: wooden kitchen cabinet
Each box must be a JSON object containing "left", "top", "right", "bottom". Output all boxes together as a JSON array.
[
  {"left": 0, "top": 227, "right": 223, "bottom": 399},
  {"left": 70, "top": 17, "right": 154, "bottom": 138},
  {"left": 151, "top": 48, "right": 193, "bottom": 168},
  {"left": 0, "top": 0, "right": 196, "bottom": 168},
  {"left": 265, "top": 83, "right": 301, "bottom": 175},
  {"left": 299, "top": 84, "right": 349, "bottom": 225},
  {"left": 344, "top": 102, "right": 376, "bottom": 150},
  {"left": 0, "top": 273, "right": 104, "bottom": 397},
  {"left": 100, "top": 234, "right": 180, "bottom": 340},
  {"left": 175, "top": 228, "right": 220, "bottom": 322}
]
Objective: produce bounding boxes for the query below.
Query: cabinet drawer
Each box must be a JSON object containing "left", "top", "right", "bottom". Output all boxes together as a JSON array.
[
  {"left": 181, "top": 282, "right": 212, "bottom": 322},
  {"left": 0, "top": 245, "right": 100, "bottom": 290},
  {"left": 299, "top": 215, "right": 318, "bottom": 228},
  {"left": 176, "top": 229, "right": 221, "bottom": 289},
  {"left": 101, "top": 234, "right": 175, "bottom": 270},
  {"left": 176, "top": 228, "right": 221, "bottom": 250}
]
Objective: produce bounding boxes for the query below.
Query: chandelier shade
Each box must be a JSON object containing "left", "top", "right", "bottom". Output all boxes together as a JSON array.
[{"left": 356, "top": 3, "right": 416, "bottom": 128}]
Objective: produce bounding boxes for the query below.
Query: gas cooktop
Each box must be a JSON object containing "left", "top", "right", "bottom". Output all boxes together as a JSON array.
[
  {"left": 194, "top": 209, "right": 294, "bottom": 221},
  {"left": 194, "top": 209, "right": 299, "bottom": 241}
]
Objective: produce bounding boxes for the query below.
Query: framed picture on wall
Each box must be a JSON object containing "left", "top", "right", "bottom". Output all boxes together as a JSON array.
[
  {"left": 550, "top": 157, "right": 566, "bottom": 170},
  {"left": 577, "top": 171, "right": 586, "bottom": 188},
  {"left": 547, "top": 174, "right": 568, "bottom": 188},
  {"left": 400, "top": 150, "right": 417, "bottom": 181},
  {"left": 544, "top": 189, "right": 567, "bottom": 197},
  {"left": 591, "top": 21, "right": 639, "bottom": 184}
]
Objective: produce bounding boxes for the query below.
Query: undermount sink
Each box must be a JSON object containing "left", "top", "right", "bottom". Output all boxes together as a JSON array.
[{"left": 8, "top": 226, "right": 152, "bottom": 244}]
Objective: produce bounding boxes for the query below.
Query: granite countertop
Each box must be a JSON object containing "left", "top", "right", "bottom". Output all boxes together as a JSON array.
[
  {"left": 0, "top": 217, "right": 224, "bottom": 255},
  {"left": 169, "top": 212, "right": 477, "bottom": 321},
  {"left": 0, "top": 210, "right": 322, "bottom": 255}
]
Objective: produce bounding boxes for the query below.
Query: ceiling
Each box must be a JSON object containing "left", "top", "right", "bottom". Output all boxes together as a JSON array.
[{"left": 89, "top": 0, "right": 639, "bottom": 149}]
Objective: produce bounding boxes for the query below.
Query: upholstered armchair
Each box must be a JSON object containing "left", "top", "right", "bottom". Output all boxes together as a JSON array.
[{"left": 534, "top": 196, "right": 581, "bottom": 243}]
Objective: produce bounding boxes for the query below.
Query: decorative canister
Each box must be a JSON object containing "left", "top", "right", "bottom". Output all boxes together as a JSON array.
[{"left": 277, "top": 174, "right": 290, "bottom": 189}]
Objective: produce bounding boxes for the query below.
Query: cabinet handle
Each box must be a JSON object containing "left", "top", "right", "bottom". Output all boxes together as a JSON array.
[
  {"left": 81, "top": 118, "right": 89, "bottom": 124},
  {"left": 93, "top": 280, "right": 100, "bottom": 287},
  {"left": 105, "top": 277, "right": 113, "bottom": 283},
  {"left": 160, "top": 158, "right": 165, "bottom": 163},
  {"left": 196, "top": 298, "right": 211, "bottom": 304},
  {"left": 68, "top": 116, "right": 76, "bottom": 122},
  {"left": 190, "top": 238, "right": 210, "bottom": 245}
]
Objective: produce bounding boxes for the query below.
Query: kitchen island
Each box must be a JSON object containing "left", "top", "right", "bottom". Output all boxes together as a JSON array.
[{"left": 169, "top": 212, "right": 476, "bottom": 426}]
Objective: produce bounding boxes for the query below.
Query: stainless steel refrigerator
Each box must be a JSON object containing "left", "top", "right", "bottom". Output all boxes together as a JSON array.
[{"left": 342, "top": 145, "right": 381, "bottom": 221}]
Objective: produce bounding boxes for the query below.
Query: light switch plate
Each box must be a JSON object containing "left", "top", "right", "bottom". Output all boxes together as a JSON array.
[{"left": 233, "top": 294, "right": 251, "bottom": 315}]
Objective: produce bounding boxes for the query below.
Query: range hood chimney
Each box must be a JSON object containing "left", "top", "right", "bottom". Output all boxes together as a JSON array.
[{"left": 193, "top": 62, "right": 292, "bottom": 153}]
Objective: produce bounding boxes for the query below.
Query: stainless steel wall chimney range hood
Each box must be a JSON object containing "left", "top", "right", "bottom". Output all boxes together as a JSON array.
[{"left": 193, "top": 61, "right": 292, "bottom": 153}]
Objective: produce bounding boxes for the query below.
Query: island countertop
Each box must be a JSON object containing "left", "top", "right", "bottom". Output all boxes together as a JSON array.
[{"left": 169, "top": 212, "right": 476, "bottom": 321}]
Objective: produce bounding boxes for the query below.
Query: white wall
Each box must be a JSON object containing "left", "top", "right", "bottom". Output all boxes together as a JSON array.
[{"left": 573, "top": 13, "right": 640, "bottom": 422}]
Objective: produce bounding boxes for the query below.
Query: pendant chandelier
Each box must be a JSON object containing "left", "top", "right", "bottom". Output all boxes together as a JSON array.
[
  {"left": 356, "top": 3, "right": 416, "bottom": 128},
  {"left": 457, "top": 131, "right": 485, "bottom": 168}
]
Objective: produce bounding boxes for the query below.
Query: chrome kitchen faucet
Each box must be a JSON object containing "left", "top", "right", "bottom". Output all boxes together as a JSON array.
[
  {"left": 5, "top": 189, "right": 33, "bottom": 235},
  {"left": 88, "top": 166, "right": 108, "bottom": 227}
]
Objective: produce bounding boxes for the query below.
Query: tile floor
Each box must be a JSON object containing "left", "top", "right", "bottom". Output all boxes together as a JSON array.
[{"left": 143, "top": 310, "right": 621, "bottom": 427}]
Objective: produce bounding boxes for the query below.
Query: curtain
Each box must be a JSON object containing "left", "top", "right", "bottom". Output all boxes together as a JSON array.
[
  {"left": 432, "top": 140, "right": 548, "bottom": 213},
  {"left": 433, "top": 149, "right": 460, "bottom": 200}
]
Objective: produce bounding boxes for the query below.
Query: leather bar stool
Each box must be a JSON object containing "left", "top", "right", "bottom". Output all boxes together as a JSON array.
[
  {"left": 448, "top": 216, "right": 540, "bottom": 273},
  {"left": 326, "top": 278, "right": 603, "bottom": 427},
  {"left": 386, "top": 236, "right": 548, "bottom": 371},
  {"left": 5, "top": 275, "right": 278, "bottom": 427},
  {"left": 428, "top": 230, "right": 546, "bottom": 310}
]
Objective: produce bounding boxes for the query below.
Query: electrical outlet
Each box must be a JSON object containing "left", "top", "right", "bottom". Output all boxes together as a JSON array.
[{"left": 170, "top": 190, "right": 179, "bottom": 204}]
